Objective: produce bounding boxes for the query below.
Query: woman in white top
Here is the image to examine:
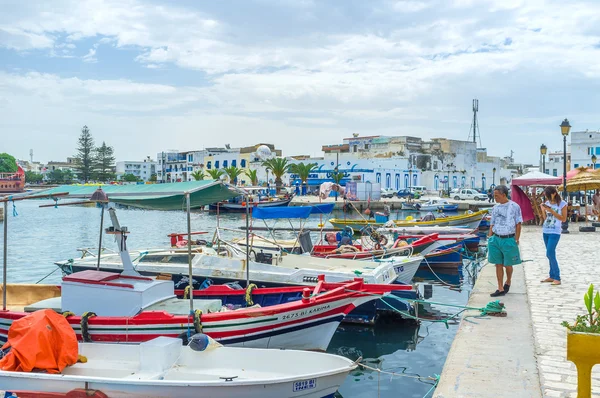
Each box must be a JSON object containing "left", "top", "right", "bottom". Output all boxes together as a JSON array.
[{"left": 538, "top": 186, "right": 568, "bottom": 286}]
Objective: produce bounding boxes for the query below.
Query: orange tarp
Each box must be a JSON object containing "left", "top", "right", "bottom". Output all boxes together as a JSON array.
[{"left": 0, "top": 309, "right": 78, "bottom": 373}]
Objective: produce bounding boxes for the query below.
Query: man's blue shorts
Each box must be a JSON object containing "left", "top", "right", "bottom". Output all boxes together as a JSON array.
[{"left": 487, "top": 235, "right": 521, "bottom": 266}]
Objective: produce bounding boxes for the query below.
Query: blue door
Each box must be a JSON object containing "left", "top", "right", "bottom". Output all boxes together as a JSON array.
[
  {"left": 413, "top": 174, "right": 417, "bottom": 186},
  {"left": 453, "top": 176, "right": 457, "bottom": 188},
  {"left": 404, "top": 174, "right": 409, "bottom": 188},
  {"left": 386, "top": 173, "right": 391, "bottom": 188},
  {"left": 395, "top": 174, "right": 400, "bottom": 190},
  {"left": 434, "top": 175, "right": 439, "bottom": 190},
  {"left": 376, "top": 173, "right": 381, "bottom": 183},
  {"left": 471, "top": 177, "right": 475, "bottom": 188}
]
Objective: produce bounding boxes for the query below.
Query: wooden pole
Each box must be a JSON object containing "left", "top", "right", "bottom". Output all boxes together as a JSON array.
[
  {"left": 2, "top": 201, "right": 7, "bottom": 311},
  {"left": 97, "top": 205, "right": 105, "bottom": 271},
  {"left": 186, "top": 193, "right": 194, "bottom": 313},
  {"left": 245, "top": 194, "right": 250, "bottom": 287}
]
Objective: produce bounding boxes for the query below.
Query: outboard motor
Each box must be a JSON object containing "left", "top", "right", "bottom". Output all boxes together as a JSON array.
[{"left": 255, "top": 250, "right": 273, "bottom": 264}]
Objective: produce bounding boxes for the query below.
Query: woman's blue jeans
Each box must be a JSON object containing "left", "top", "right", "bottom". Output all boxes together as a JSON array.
[{"left": 543, "top": 233, "right": 561, "bottom": 281}]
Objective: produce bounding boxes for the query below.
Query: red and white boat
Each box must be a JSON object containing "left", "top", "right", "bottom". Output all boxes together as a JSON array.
[
  {"left": 0, "top": 273, "right": 410, "bottom": 351},
  {"left": 0, "top": 163, "right": 25, "bottom": 194}
]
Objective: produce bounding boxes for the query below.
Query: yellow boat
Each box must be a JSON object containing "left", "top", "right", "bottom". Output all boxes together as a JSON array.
[{"left": 329, "top": 210, "right": 488, "bottom": 230}]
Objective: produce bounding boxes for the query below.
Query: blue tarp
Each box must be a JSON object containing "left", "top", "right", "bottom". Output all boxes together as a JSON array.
[
  {"left": 252, "top": 206, "right": 312, "bottom": 219},
  {"left": 310, "top": 203, "right": 335, "bottom": 214}
]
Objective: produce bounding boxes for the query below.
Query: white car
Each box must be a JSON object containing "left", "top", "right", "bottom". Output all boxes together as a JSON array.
[
  {"left": 453, "top": 188, "right": 488, "bottom": 201},
  {"left": 381, "top": 188, "right": 396, "bottom": 198}
]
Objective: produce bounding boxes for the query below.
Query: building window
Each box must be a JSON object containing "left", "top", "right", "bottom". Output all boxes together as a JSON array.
[
  {"left": 188, "top": 154, "right": 193, "bottom": 162},
  {"left": 241, "top": 159, "right": 246, "bottom": 167},
  {"left": 232, "top": 160, "right": 236, "bottom": 167},
  {"left": 207, "top": 161, "right": 212, "bottom": 169},
  {"left": 552, "top": 169, "right": 557, "bottom": 176},
  {"left": 364, "top": 144, "right": 369, "bottom": 150},
  {"left": 596, "top": 147, "right": 600, "bottom": 155},
  {"left": 223, "top": 160, "right": 228, "bottom": 168},
  {"left": 574, "top": 163, "right": 579, "bottom": 168},
  {"left": 353, "top": 145, "right": 357, "bottom": 152},
  {"left": 433, "top": 161, "right": 438, "bottom": 170},
  {"left": 215, "top": 161, "right": 219, "bottom": 169}
]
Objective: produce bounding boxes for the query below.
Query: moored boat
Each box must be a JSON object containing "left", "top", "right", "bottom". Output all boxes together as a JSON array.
[
  {"left": 329, "top": 210, "right": 487, "bottom": 230},
  {"left": 208, "top": 196, "right": 292, "bottom": 212}
]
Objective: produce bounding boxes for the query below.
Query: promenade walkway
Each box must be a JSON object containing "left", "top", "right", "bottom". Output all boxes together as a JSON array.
[{"left": 434, "top": 225, "right": 600, "bottom": 397}]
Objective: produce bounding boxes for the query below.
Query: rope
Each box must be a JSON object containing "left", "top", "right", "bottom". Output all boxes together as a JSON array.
[
  {"left": 35, "top": 267, "right": 60, "bottom": 284},
  {"left": 81, "top": 312, "right": 97, "bottom": 342},
  {"left": 357, "top": 362, "right": 440, "bottom": 398},
  {"left": 10, "top": 198, "right": 17, "bottom": 217},
  {"left": 183, "top": 285, "right": 191, "bottom": 299},
  {"left": 62, "top": 311, "right": 75, "bottom": 318},
  {"left": 245, "top": 283, "right": 257, "bottom": 306},
  {"left": 193, "top": 309, "right": 203, "bottom": 334}
]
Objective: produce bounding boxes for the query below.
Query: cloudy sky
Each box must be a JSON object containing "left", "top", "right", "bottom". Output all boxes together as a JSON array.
[{"left": 2, "top": 0, "right": 600, "bottom": 164}]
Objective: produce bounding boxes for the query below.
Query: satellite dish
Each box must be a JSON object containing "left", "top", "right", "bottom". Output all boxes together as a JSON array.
[{"left": 256, "top": 145, "right": 273, "bottom": 161}]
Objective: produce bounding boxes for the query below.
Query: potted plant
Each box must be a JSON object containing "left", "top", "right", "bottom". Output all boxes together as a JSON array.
[{"left": 562, "top": 284, "right": 600, "bottom": 398}]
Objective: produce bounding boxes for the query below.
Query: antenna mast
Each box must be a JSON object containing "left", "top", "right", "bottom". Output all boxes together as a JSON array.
[{"left": 467, "top": 99, "right": 482, "bottom": 148}]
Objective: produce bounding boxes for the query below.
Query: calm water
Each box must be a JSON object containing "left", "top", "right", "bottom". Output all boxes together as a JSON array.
[{"left": 0, "top": 200, "right": 475, "bottom": 397}]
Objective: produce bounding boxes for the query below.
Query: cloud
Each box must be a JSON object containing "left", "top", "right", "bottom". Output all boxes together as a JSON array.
[{"left": 82, "top": 48, "right": 97, "bottom": 63}]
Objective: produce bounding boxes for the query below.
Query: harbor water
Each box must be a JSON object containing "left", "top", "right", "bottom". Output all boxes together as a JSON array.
[{"left": 0, "top": 200, "right": 477, "bottom": 397}]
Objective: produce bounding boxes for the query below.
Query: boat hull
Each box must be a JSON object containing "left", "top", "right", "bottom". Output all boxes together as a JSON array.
[
  {"left": 329, "top": 210, "right": 487, "bottom": 230},
  {"left": 209, "top": 197, "right": 292, "bottom": 213}
]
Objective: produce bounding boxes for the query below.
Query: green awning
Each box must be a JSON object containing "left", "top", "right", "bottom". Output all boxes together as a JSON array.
[{"left": 35, "top": 181, "right": 240, "bottom": 210}]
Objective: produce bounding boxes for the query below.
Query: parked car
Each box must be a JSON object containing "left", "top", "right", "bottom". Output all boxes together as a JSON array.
[
  {"left": 453, "top": 188, "right": 488, "bottom": 201},
  {"left": 409, "top": 186, "right": 427, "bottom": 195},
  {"left": 380, "top": 188, "right": 396, "bottom": 198},
  {"left": 397, "top": 189, "right": 416, "bottom": 199}
]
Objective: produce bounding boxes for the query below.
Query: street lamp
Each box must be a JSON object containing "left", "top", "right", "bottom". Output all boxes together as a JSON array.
[
  {"left": 446, "top": 163, "right": 455, "bottom": 197},
  {"left": 560, "top": 118, "right": 571, "bottom": 234},
  {"left": 540, "top": 144, "right": 547, "bottom": 173},
  {"left": 592, "top": 154, "right": 597, "bottom": 170},
  {"left": 492, "top": 167, "right": 496, "bottom": 187}
]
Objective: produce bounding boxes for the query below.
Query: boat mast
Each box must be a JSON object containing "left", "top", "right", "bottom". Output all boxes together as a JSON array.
[
  {"left": 186, "top": 192, "right": 194, "bottom": 313},
  {"left": 106, "top": 207, "right": 140, "bottom": 277}
]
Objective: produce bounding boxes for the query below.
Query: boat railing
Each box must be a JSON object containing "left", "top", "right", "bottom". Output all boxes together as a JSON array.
[{"left": 76, "top": 247, "right": 117, "bottom": 259}]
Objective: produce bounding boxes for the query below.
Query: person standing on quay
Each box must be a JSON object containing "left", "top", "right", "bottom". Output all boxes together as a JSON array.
[
  {"left": 539, "top": 186, "right": 567, "bottom": 286},
  {"left": 487, "top": 185, "right": 523, "bottom": 297}
]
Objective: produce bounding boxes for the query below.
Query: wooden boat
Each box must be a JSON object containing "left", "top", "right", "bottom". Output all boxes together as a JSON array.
[
  {"left": 0, "top": 334, "right": 355, "bottom": 397},
  {"left": 208, "top": 196, "right": 292, "bottom": 213},
  {"left": 420, "top": 244, "right": 463, "bottom": 269},
  {"left": 0, "top": 164, "right": 25, "bottom": 194},
  {"left": 0, "top": 272, "right": 410, "bottom": 350},
  {"left": 328, "top": 210, "right": 487, "bottom": 230},
  {"left": 376, "top": 225, "right": 478, "bottom": 235},
  {"left": 311, "top": 234, "right": 437, "bottom": 259}
]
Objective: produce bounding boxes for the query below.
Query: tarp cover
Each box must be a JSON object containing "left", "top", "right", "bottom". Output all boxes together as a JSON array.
[
  {"left": 309, "top": 203, "right": 335, "bottom": 214},
  {"left": 0, "top": 309, "right": 78, "bottom": 373},
  {"left": 252, "top": 206, "right": 312, "bottom": 219},
  {"left": 511, "top": 171, "right": 562, "bottom": 186},
  {"left": 35, "top": 181, "right": 239, "bottom": 210}
]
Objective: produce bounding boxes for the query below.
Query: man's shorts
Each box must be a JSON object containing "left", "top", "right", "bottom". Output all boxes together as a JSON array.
[{"left": 487, "top": 235, "right": 521, "bottom": 266}]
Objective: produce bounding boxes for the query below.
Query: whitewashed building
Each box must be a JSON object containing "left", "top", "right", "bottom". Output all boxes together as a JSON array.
[
  {"left": 571, "top": 130, "right": 600, "bottom": 170},
  {"left": 116, "top": 157, "right": 157, "bottom": 182}
]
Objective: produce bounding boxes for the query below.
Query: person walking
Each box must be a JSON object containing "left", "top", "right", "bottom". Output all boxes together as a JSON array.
[
  {"left": 539, "top": 186, "right": 567, "bottom": 286},
  {"left": 487, "top": 185, "right": 523, "bottom": 297},
  {"left": 487, "top": 188, "right": 493, "bottom": 203},
  {"left": 592, "top": 189, "right": 600, "bottom": 215}
]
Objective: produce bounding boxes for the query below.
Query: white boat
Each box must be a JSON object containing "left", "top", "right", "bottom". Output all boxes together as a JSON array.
[
  {"left": 417, "top": 198, "right": 459, "bottom": 212},
  {"left": 58, "top": 246, "right": 422, "bottom": 285},
  {"left": 376, "top": 225, "right": 477, "bottom": 235},
  {"left": 0, "top": 335, "right": 355, "bottom": 398}
]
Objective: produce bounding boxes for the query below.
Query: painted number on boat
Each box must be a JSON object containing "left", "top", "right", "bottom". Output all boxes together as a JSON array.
[
  {"left": 394, "top": 266, "right": 404, "bottom": 273},
  {"left": 281, "top": 305, "right": 331, "bottom": 321},
  {"left": 293, "top": 378, "right": 316, "bottom": 392}
]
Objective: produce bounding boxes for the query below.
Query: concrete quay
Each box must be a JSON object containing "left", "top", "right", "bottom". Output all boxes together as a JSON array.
[{"left": 434, "top": 225, "right": 600, "bottom": 397}]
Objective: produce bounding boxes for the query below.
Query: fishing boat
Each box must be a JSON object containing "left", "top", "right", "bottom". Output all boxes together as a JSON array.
[
  {"left": 208, "top": 195, "right": 292, "bottom": 212},
  {"left": 328, "top": 210, "right": 487, "bottom": 230},
  {"left": 0, "top": 331, "right": 355, "bottom": 397},
  {"left": 417, "top": 198, "right": 459, "bottom": 212},
  {"left": 0, "top": 163, "right": 25, "bottom": 194},
  {"left": 376, "top": 225, "right": 477, "bottom": 236}
]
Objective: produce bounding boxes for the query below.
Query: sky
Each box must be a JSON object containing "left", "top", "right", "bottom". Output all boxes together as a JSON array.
[{"left": 1, "top": 0, "right": 600, "bottom": 164}]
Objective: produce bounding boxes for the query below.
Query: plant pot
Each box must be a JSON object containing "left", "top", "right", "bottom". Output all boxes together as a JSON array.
[{"left": 567, "top": 331, "right": 600, "bottom": 398}]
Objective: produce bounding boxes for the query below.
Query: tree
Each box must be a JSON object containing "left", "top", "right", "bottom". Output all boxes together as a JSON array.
[
  {"left": 46, "top": 169, "right": 74, "bottom": 184},
  {"left": 122, "top": 173, "right": 141, "bottom": 182},
  {"left": 24, "top": 171, "right": 43, "bottom": 183},
  {"left": 74, "top": 125, "right": 95, "bottom": 182},
  {"left": 245, "top": 169, "right": 258, "bottom": 186},
  {"left": 262, "top": 157, "right": 290, "bottom": 194},
  {"left": 62, "top": 169, "right": 75, "bottom": 183},
  {"left": 223, "top": 166, "right": 243, "bottom": 185},
  {"left": 206, "top": 169, "right": 224, "bottom": 180},
  {"left": 289, "top": 162, "right": 317, "bottom": 195},
  {"left": 94, "top": 141, "right": 116, "bottom": 182},
  {"left": 149, "top": 173, "right": 157, "bottom": 182},
  {"left": 191, "top": 170, "right": 205, "bottom": 181},
  {"left": 0, "top": 153, "right": 17, "bottom": 173}
]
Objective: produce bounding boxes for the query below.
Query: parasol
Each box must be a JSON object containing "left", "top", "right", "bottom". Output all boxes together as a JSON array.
[{"left": 560, "top": 170, "right": 600, "bottom": 226}]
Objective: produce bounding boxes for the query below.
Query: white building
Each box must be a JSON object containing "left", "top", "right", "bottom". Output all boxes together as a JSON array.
[
  {"left": 116, "top": 157, "right": 157, "bottom": 182},
  {"left": 570, "top": 130, "right": 600, "bottom": 170}
]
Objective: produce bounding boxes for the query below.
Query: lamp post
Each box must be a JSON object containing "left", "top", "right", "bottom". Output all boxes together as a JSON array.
[
  {"left": 492, "top": 167, "right": 496, "bottom": 188},
  {"left": 540, "top": 144, "right": 547, "bottom": 173},
  {"left": 560, "top": 118, "right": 571, "bottom": 234},
  {"left": 446, "top": 163, "right": 455, "bottom": 197},
  {"left": 592, "top": 154, "right": 597, "bottom": 170}
]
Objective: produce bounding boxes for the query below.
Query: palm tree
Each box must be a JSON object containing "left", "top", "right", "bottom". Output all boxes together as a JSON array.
[
  {"left": 206, "top": 169, "right": 224, "bottom": 180},
  {"left": 223, "top": 166, "right": 244, "bottom": 185},
  {"left": 262, "top": 158, "right": 290, "bottom": 194},
  {"left": 245, "top": 169, "right": 258, "bottom": 186},
  {"left": 331, "top": 170, "right": 345, "bottom": 201},
  {"left": 191, "top": 170, "right": 205, "bottom": 181},
  {"left": 289, "top": 162, "right": 317, "bottom": 195}
]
